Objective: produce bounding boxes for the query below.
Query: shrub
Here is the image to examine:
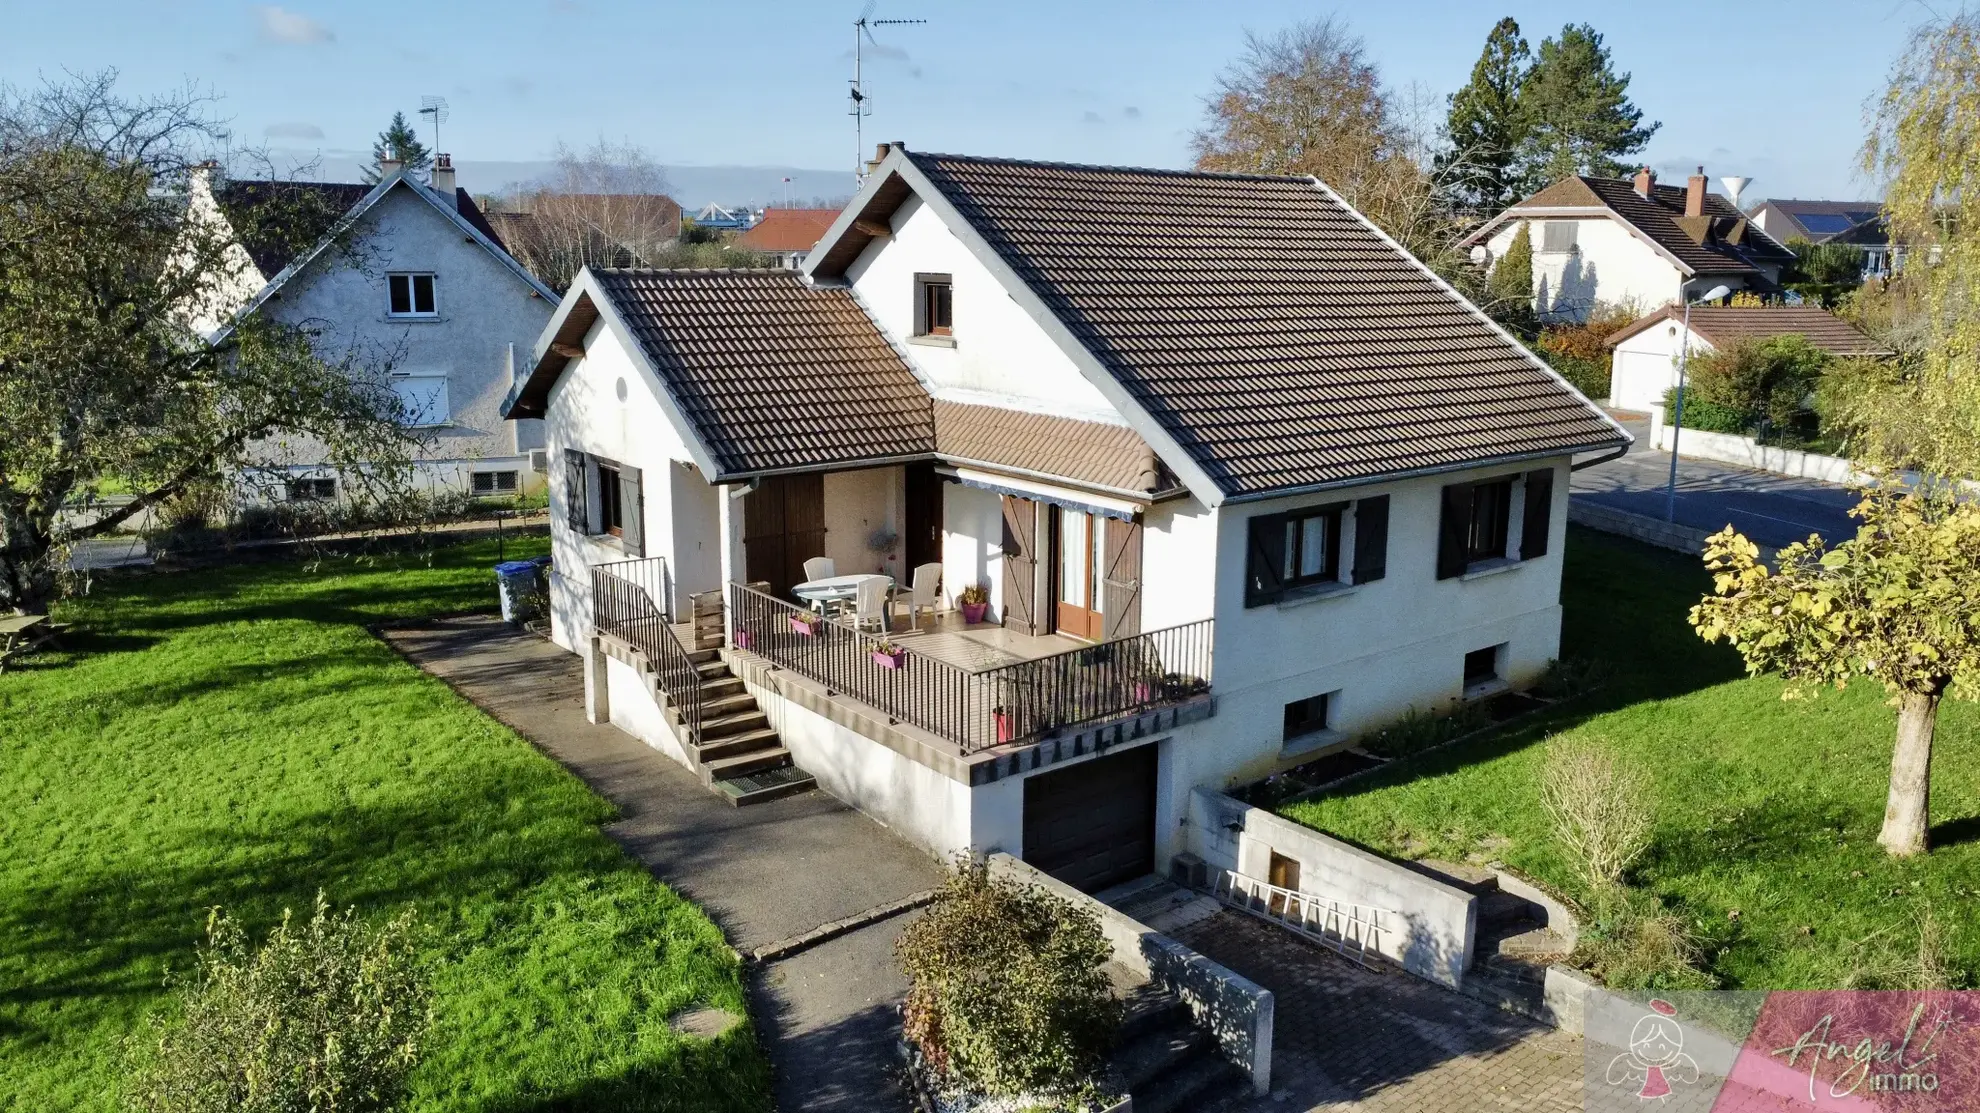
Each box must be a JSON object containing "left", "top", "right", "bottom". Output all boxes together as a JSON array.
[
  {"left": 126, "top": 894, "right": 428, "bottom": 1113},
  {"left": 1682, "top": 335, "right": 1831, "bottom": 429},
  {"left": 896, "top": 859, "right": 1121, "bottom": 1100},
  {"left": 1539, "top": 738, "right": 1653, "bottom": 892},
  {"left": 1660, "top": 387, "right": 1750, "bottom": 434},
  {"left": 1534, "top": 306, "right": 1638, "bottom": 401},
  {"left": 1573, "top": 888, "right": 1717, "bottom": 991}
]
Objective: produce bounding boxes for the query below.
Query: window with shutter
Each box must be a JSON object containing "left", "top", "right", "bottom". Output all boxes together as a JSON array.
[
  {"left": 564, "top": 451, "right": 588, "bottom": 533},
  {"left": 617, "top": 466, "right": 644, "bottom": 557},
  {"left": 1351, "top": 495, "right": 1389, "bottom": 584},
  {"left": 1244, "top": 512, "right": 1288, "bottom": 607},
  {"left": 1436, "top": 485, "right": 1471, "bottom": 579},
  {"left": 1520, "top": 468, "right": 1555, "bottom": 560},
  {"left": 1439, "top": 480, "right": 1515, "bottom": 578}
]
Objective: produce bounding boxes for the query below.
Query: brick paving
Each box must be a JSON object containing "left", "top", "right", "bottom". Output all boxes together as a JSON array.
[{"left": 1171, "top": 911, "right": 1584, "bottom": 1113}]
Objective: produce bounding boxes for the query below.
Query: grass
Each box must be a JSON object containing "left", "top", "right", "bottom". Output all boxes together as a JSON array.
[
  {"left": 0, "top": 537, "right": 772, "bottom": 1112},
  {"left": 1280, "top": 527, "right": 1980, "bottom": 990}
]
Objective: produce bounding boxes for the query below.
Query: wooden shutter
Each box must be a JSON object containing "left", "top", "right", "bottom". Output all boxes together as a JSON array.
[
  {"left": 565, "top": 450, "right": 588, "bottom": 533},
  {"left": 742, "top": 480, "right": 788, "bottom": 597},
  {"left": 1101, "top": 516, "right": 1143, "bottom": 640},
  {"left": 1000, "top": 496, "right": 1042, "bottom": 635},
  {"left": 618, "top": 466, "right": 645, "bottom": 557},
  {"left": 1351, "top": 495, "right": 1390, "bottom": 584},
  {"left": 1436, "top": 484, "right": 1471, "bottom": 580},
  {"left": 1243, "top": 512, "right": 1287, "bottom": 607},
  {"left": 1520, "top": 468, "right": 1555, "bottom": 560}
]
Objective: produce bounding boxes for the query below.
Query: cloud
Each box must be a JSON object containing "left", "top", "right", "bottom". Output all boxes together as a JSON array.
[
  {"left": 1123, "top": 106, "right": 1142, "bottom": 120},
  {"left": 263, "top": 121, "right": 324, "bottom": 139},
  {"left": 256, "top": 6, "right": 334, "bottom": 44}
]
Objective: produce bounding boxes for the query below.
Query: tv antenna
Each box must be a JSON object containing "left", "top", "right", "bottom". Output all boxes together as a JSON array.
[
  {"left": 418, "top": 96, "right": 450, "bottom": 158},
  {"left": 850, "top": 3, "right": 925, "bottom": 186}
]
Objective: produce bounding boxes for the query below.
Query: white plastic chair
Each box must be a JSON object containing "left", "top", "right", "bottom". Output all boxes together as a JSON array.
[
  {"left": 802, "top": 556, "right": 836, "bottom": 583},
  {"left": 851, "top": 576, "right": 890, "bottom": 633},
  {"left": 904, "top": 562, "right": 942, "bottom": 629}
]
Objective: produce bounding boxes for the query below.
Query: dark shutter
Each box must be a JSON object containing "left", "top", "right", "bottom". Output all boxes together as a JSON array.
[
  {"left": 565, "top": 450, "right": 588, "bottom": 533},
  {"left": 1244, "top": 512, "right": 1287, "bottom": 607},
  {"left": 1000, "top": 496, "right": 1042, "bottom": 635},
  {"left": 1437, "top": 484, "right": 1471, "bottom": 580},
  {"left": 618, "top": 466, "right": 644, "bottom": 557},
  {"left": 1101, "top": 516, "right": 1143, "bottom": 640},
  {"left": 1520, "top": 468, "right": 1555, "bottom": 560},
  {"left": 1350, "top": 495, "right": 1390, "bottom": 584}
]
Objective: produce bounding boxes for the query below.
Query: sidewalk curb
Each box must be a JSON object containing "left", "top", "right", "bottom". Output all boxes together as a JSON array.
[{"left": 746, "top": 888, "right": 939, "bottom": 965}]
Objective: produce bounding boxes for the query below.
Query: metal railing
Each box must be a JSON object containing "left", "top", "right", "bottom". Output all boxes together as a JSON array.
[
  {"left": 725, "top": 581, "right": 1212, "bottom": 754},
  {"left": 1209, "top": 869, "right": 1396, "bottom": 969},
  {"left": 591, "top": 557, "right": 705, "bottom": 746}
]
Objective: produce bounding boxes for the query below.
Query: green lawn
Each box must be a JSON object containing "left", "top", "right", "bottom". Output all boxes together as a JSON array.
[
  {"left": 1282, "top": 527, "right": 1980, "bottom": 990},
  {"left": 0, "top": 539, "right": 771, "bottom": 1112}
]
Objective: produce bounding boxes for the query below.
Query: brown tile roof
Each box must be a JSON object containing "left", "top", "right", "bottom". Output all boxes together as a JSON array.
[
  {"left": 590, "top": 269, "right": 935, "bottom": 476},
  {"left": 932, "top": 401, "right": 1167, "bottom": 494},
  {"left": 895, "top": 152, "right": 1626, "bottom": 498},
  {"left": 1513, "top": 176, "right": 1795, "bottom": 277},
  {"left": 736, "top": 208, "right": 839, "bottom": 254},
  {"left": 213, "top": 179, "right": 372, "bottom": 277},
  {"left": 1606, "top": 305, "right": 1893, "bottom": 356}
]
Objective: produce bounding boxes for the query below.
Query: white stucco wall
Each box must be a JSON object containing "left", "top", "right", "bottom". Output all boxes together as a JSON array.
[
  {"left": 1609, "top": 323, "right": 1715, "bottom": 413},
  {"left": 941, "top": 483, "right": 1007, "bottom": 613},
  {"left": 1483, "top": 216, "right": 1683, "bottom": 322},
  {"left": 253, "top": 182, "right": 554, "bottom": 476},
  {"left": 823, "top": 466, "right": 904, "bottom": 578}
]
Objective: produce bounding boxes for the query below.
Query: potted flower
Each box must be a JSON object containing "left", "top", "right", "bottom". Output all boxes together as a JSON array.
[
  {"left": 958, "top": 583, "right": 990, "bottom": 625},
  {"left": 870, "top": 639, "right": 907, "bottom": 669},
  {"left": 733, "top": 627, "right": 755, "bottom": 650},
  {"left": 789, "top": 608, "right": 823, "bottom": 637}
]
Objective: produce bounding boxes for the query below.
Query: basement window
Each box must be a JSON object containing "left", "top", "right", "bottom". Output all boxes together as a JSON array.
[{"left": 472, "top": 470, "right": 519, "bottom": 495}]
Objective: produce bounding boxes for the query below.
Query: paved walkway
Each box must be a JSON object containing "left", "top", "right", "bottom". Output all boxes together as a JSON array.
[
  {"left": 1572, "top": 416, "right": 1858, "bottom": 550},
  {"left": 382, "top": 615, "right": 942, "bottom": 1113},
  {"left": 1171, "top": 913, "right": 1584, "bottom": 1113}
]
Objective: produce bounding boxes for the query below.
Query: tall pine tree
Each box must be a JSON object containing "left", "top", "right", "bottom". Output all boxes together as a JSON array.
[
  {"left": 1515, "top": 24, "right": 1657, "bottom": 189},
  {"left": 1440, "top": 17, "right": 1531, "bottom": 216},
  {"left": 363, "top": 111, "right": 432, "bottom": 182}
]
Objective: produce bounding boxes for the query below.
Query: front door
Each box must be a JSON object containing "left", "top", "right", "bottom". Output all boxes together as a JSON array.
[
  {"left": 904, "top": 463, "right": 944, "bottom": 572},
  {"left": 743, "top": 473, "right": 825, "bottom": 598},
  {"left": 1052, "top": 506, "right": 1105, "bottom": 641}
]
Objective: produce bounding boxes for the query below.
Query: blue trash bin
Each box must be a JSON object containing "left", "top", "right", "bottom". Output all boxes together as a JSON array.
[{"left": 495, "top": 560, "right": 543, "bottom": 625}]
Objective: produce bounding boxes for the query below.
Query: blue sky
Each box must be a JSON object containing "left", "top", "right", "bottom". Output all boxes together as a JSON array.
[{"left": 0, "top": 1, "right": 1938, "bottom": 203}]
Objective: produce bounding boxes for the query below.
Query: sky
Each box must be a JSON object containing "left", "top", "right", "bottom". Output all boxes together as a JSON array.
[{"left": 0, "top": 0, "right": 1943, "bottom": 206}]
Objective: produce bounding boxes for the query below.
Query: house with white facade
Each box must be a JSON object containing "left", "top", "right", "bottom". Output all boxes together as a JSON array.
[
  {"left": 1462, "top": 167, "right": 1795, "bottom": 324},
  {"left": 1748, "top": 199, "right": 1895, "bottom": 277},
  {"left": 198, "top": 155, "right": 559, "bottom": 500},
  {"left": 503, "top": 145, "right": 1630, "bottom": 894},
  {"left": 1605, "top": 304, "right": 1891, "bottom": 413}
]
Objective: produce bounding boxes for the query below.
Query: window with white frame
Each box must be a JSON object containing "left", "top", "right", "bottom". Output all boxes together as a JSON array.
[
  {"left": 387, "top": 273, "right": 437, "bottom": 317},
  {"left": 391, "top": 372, "right": 450, "bottom": 427}
]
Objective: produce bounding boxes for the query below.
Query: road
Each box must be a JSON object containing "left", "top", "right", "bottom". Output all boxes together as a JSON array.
[{"left": 1571, "top": 417, "right": 1860, "bottom": 549}]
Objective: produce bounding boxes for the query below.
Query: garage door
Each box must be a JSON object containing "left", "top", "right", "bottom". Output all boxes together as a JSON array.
[{"left": 1022, "top": 744, "right": 1158, "bottom": 893}]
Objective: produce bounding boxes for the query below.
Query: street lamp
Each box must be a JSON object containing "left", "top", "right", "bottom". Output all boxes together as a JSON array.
[{"left": 1664, "top": 283, "right": 1734, "bottom": 521}]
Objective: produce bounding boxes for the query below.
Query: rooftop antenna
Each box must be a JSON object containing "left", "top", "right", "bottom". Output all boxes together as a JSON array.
[
  {"left": 850, "top": 3, "right": 925, "bottom": 187},
  {"left": 418, "top": 96, "right": 450, "bottom": 164}
]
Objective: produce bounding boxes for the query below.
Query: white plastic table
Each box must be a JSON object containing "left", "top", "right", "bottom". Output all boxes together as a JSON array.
[{"left": 791, "top": 573, "right": 893, "bottom": 609}]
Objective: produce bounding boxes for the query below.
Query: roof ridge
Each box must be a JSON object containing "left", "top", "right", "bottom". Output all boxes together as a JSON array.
[
  {"left": 596, "top": 267, "right": 803, "bottom": 276},
  {"left": 907, "top": 148, "right": 1318, "bottom": 186}
]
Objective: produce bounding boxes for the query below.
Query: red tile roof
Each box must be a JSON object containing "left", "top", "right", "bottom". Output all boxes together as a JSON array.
[{"left": 735, "top": 209, "right": 839, "bottom": 254}]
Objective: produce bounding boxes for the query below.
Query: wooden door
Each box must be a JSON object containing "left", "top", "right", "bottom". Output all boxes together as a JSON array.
[
  {"left": 1052, "top": 507, "right": 1105, "bottom": 641},
  {"left": 904, "top": 463, "right": 944, "bottom": 571},
  {"left": 1022, "top": 744, "right": 1158, "bottom": 893},
  {"left": 1268, "top": 851, "right": 1302, "bottom": 914},
  {"left": 1100, "top": 516, "right": 1142, "bottom": 641},
  {"left": 743, "top": 473, "right": 826, "bottom": 599},
  {"left": 1000, "top": 495, "right": 1043, "bottom": 635}
]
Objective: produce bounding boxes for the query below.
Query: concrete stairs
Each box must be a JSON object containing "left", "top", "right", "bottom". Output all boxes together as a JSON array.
[
  {"left": 1106, "top": 964, "right": 1248, "bottom": 1113},
  {"left": 667, "top": 647, "right": 815, "bottom": 806},
  {"left": 1410, "top": 859, "right": 1570, "bottom": 1015}
]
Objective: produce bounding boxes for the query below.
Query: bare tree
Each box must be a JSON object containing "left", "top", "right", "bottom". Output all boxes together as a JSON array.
[{"left": 493, "top": 140, "right": 683, "bottom": 292}]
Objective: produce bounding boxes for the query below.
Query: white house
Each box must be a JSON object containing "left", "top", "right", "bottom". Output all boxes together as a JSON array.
[
  {"left": 1605, "top": 305, "right": 1891, "bottom": 414},
  {"left": 198, "top": 155, "right": 559, "bottom": 499},
  {"left": 503, "top": 145, "right": 1630, "bottom": 894},
  {"left": 1462, "top": 168, "right": 1795, "bottom": 324}
]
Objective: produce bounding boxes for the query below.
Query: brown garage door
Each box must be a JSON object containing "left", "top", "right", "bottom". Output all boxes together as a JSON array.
[{"left": 1022, "top": 744, "right": 1158, "bottom": 893}]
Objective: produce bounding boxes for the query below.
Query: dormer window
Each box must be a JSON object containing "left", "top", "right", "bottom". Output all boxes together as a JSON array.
[
  {"left": 915, "top": 273, "right": 953, "bottom": 337},
  {"left": 388, "top": 273, "right": 437, "bottom": 317}
]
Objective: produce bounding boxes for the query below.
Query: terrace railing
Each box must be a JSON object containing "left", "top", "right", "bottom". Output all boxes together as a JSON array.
[
  {"left": 725, "top": 581, "right": 1211, "bottom": 754},
  {"left": 591, "top": 557, "right": 705, "bottom": 745}
]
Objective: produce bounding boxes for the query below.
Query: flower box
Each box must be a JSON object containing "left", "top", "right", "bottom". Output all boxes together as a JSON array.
[
  {"left": 789, "top": 615, "right": 822, "bottom": 637},
  {"left": 872, "top": 646, "right": 907, "bottom": 669},
  {"left": 960, "top": 601, "right": 989, "bottom": 624},
  {"left": 993, "top": 708, "right": 1012, "bottom": 744}
]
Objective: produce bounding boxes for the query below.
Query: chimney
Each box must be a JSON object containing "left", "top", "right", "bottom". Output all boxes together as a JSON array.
[
  {"left": 1633, "top": 166, "right": 1655, "bottom": 198},
  {"left": 431, "top": 153, "right": 457, "bottom": 207},
  {"left": 1686, "top": 166, "right": 1707, "bottom": 217},
  {"left": 379, "top": 157, "right": 404, "bottom": 178},
  {"left": 864, "top": 141, "right": 893, "bottom": 179}
]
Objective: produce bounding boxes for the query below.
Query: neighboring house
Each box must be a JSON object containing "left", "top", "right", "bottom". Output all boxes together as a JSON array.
[
  {"left": 1462, "top": 167, "right": 1795, "bottom": 323},
  {"left": 1748, "top": 199, "right": 1895, "bottom": 277},
  {"left": 503, "top": 145, "right": 1629, "bottom": 892},
  {"left": 1605, "top": 305, "right": 1891, "bottom": 413},
  {"left": 198, "top": 155, "right": 559, "bottom": 499},
  {"left": 691, "top": 203, "right": 757, "bottom": 231},
  {"left": 732, "top": 207, "right": 839, "bottom": 268}
]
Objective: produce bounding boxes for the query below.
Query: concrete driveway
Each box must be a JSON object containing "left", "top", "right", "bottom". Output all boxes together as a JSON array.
[
  {"left": 1572, "top": 417, "right": 1860, "bottom": 550},
  {"left": 383, "top": 615, "right": 943, "bottom": 1113}
]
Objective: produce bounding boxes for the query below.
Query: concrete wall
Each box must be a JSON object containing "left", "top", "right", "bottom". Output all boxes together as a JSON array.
[
  {"left": 1609, "top": 323, "right": 1713, "bottom": 412},
  {"left": 255, "top": 181, "right": 553, "bottom": 473},
  {"left": 941, "top": 483, "right": 1006, "bottom": 613},
  {"left": 823, "top": 466, "right": 905, "bottom": 579},
  {"left": 1140, "top": 495, "right": 1217, "bottom": 633},
  {"left": 604, "top": 654, "right": 695, "bottom": 769},
  {"left": 987, "top": 852, "right": 1274, "bottom": 1095},
  {"left": 1648, "top": 405, "right": 1865, "bottom": 485},
  {"left": 1184, "top": 789, "right": 1478, "bottom": 989}
]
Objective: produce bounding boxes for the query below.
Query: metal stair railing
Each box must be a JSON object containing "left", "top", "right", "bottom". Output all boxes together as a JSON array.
[
  {"left": 591, "top": 557, "right": 704, "bottom": 746},
  {"left": 1207, "top": 868, "right": 1398, "bottom": 970}
]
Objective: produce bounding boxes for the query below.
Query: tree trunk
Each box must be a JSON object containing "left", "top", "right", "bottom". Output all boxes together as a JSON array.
[
  {"left": 0, "top": 496, "right": 58, "bottom": 615},
  {"left": 1879, "top": 689, "right": 1941, "bottom": 857}
]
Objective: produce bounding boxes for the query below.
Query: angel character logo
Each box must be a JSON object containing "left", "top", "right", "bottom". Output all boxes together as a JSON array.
[{"left": 1607, "top": 998, "right": 1701, "bottom": 1102}]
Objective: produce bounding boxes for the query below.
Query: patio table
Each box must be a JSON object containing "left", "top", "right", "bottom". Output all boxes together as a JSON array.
[{"left": 791, "top": 573, "right": 894, "bottom": 612}]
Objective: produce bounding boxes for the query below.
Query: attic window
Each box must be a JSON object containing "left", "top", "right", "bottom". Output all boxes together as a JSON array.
[
  {"left": 915, "top": 273, "right": 953, "bottom": 337},
  {"left": 388, "top": 273, "right": 437, "bottom": 317},
  {"left": 1540, "top": 222, "right": 1578, "bottom": 254}
]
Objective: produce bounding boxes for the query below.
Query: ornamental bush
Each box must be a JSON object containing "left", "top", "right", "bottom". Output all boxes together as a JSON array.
[{"left": 896, "top": 859, "right": 1120, "bottom": 1100}]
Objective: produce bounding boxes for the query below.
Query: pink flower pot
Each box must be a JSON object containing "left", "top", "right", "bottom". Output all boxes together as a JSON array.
[
  {"left": 734, "top": 629, "right": 754, "bottom": 650},
  {"left": 872, "top": 648, "right": 906, "bottom": 669},
  {"left": 789, "top": 616, "right": 821, "bottom": 637},
  {"left": 1133, "top": 680, "right": 1156, "bottom": 703},
  {"left": 994, "top": 709, "right": 1012, "bottom": 744},
  {"left": 960, "top": 601, "right": 989, "bottom": 624}
]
